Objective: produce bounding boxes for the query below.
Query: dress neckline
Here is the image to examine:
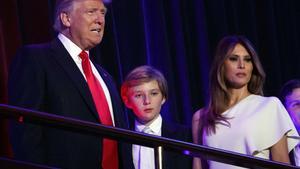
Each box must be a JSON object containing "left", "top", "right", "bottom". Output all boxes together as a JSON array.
[{"left": 222, "top": 94, "right": 254, "bottom": 115}]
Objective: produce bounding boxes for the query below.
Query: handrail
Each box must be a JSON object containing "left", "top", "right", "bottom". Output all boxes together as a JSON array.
[
  {"left": 0, "top": 104, "right": 299, "bottom": 169},
  {"left": 0, "top": 157, "right": 59, "bottom": 169}
]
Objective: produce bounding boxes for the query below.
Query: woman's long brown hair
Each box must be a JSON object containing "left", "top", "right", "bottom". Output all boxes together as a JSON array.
[{"left": 201, "top": 35, "right": 266, "bottom": 135}]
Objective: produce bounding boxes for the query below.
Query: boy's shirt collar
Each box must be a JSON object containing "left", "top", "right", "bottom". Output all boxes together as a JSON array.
[{"left": 135, "top": 115, "right": 162, "bottom": 136}]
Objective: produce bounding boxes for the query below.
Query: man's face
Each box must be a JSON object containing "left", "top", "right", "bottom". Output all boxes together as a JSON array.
[
  {"left": 124, "top": 80, "right": 166, "bottom": 125},
  {"left": 285, "top": 88, "right": 300, "bottom": 129},
  {"left": 62, "top": 0, "right": 106, "bottom": 50}
]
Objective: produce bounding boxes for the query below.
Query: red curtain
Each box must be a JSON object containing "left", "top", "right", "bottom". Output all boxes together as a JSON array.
[
  {"left": 0, "top": 0, "right": 53, "bottom": 157},
  {"left": 0, "top": 0, "right": 21, "bottom": 157}
]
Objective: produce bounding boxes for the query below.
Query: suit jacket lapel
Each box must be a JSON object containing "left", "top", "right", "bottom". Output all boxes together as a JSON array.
[
  {"left": 49, "top": 38, "right": 100, "bottom": 121},
  {"left": 93, "top": 64, "right": 112, "bottom": 124},
  {"left": 93, "top": 64, "right": 126, "bottom": 127}
]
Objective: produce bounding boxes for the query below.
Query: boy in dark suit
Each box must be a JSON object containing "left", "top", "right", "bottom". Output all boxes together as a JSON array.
[{"left": 121, "top": 65, "right": 192, "bottom": 169}]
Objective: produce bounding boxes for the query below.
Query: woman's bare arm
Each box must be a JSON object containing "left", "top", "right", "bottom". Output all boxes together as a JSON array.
[
  {"left": 192, "top": 109, "right": 203, "bottom": 169},
  {"left": 270, "top": 135, "right": 290, "bottom": 164}
]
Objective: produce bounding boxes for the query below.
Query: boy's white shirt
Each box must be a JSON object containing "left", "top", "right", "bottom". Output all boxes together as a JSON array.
[{"left": 132, "top": 115, "right": 162, "bottom": 169}]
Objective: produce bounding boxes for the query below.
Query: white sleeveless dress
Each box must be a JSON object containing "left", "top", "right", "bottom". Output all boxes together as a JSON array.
[{"left": 203, "top": 95, "right": 299, "bottom": 169}]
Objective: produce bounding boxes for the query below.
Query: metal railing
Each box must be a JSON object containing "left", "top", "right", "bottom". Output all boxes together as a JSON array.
[
  {"left": 0, "top": 104, "right": 299, "bottom": 169},
  {"left": 0, "top": 157, "right": 59, "bottom": 169}
]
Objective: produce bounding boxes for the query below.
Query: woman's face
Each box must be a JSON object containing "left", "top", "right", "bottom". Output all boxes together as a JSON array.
[{"left": 223, "top": 43, "right": 253, "bottom": 89}]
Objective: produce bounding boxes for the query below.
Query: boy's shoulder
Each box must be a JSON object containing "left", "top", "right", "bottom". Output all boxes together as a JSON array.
[{"left": 162, "top": 120, "right": 192, "bottom": 142}]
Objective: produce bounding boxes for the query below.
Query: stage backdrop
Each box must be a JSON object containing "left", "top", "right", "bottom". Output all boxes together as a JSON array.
[{"left": 1, "top": 0, "right": 300, "bottom": 157}]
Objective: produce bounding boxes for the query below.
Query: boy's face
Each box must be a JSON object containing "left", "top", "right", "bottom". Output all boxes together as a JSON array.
[{"left": 124, "top": 80, "right": 166, "bottom": 125}]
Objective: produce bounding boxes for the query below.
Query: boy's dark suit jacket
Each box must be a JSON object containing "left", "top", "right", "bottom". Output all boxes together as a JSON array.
[
  {"left": 129, "top": 118, "right": 193, "bottom": 169},
  {"left": 8, "top": 38, "right": 133, "bottom": 169}
]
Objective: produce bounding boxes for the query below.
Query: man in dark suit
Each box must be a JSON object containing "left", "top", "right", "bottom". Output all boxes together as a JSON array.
[
  {"left": 121, "top": 65, "right": 192, "bottom": 169},
  {"left": 8, "top": 0, "right": 132, "bottom": 169},
  {"left": 279, "top": 79, "right": 300, "bottom": 166}
]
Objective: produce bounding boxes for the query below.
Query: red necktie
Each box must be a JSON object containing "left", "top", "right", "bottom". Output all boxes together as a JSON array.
[{"left": 79, "top": 51, "right": 118, "bottom": 169}]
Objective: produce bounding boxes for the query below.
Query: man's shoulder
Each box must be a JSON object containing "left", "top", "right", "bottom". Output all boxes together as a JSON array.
[
  {"left": 26, "top": 39, "right": 56, "bottom": 47},
  {"left": 15, "top": 39, "right": 64, "bottom": 60},
  {"left": 16, "top": 41, "right": 54, "bottom": 56}
]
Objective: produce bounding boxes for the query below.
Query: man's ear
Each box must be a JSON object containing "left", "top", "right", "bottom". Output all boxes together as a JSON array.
[{"left": 60, "top": 12, "right": 71, "bottom": 27}]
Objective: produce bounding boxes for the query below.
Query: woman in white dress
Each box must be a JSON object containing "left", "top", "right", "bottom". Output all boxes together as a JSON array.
[{"left": 192, "top": 35, "right": 299, "bottom": 169}]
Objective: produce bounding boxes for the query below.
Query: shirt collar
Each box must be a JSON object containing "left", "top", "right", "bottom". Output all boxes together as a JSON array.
[
  {"left": 135, "top": 115, "right": 162, "bottom": 135},
  {"left": 58, "top": 33, "right": 89, "bottom": 59}
]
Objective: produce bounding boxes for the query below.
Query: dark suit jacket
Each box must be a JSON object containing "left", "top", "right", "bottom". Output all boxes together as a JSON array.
[
  {"left": 129, "top": 118, "right": 192, "bottom": 169},
  {"left": 8, "top": 38, "right": 133, "bottom": 169},
  {"left": 162, "top": 122, "right": 192, "bottom": 169}
]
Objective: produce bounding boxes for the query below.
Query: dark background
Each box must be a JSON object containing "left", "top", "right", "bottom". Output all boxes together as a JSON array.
[{"left": 1, "top": 0, "right": 300, "bottom": 157}]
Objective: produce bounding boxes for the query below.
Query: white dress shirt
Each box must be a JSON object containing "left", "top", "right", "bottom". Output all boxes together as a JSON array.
[
  {"left": 133, "top": 115, "right": 162, "bottom": 169},
  {"left": 294, "top": 143, "right": 300, "bottom": 166},
  {"left": 57, "top": 33, "right": 115, "bottom": 125}
]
